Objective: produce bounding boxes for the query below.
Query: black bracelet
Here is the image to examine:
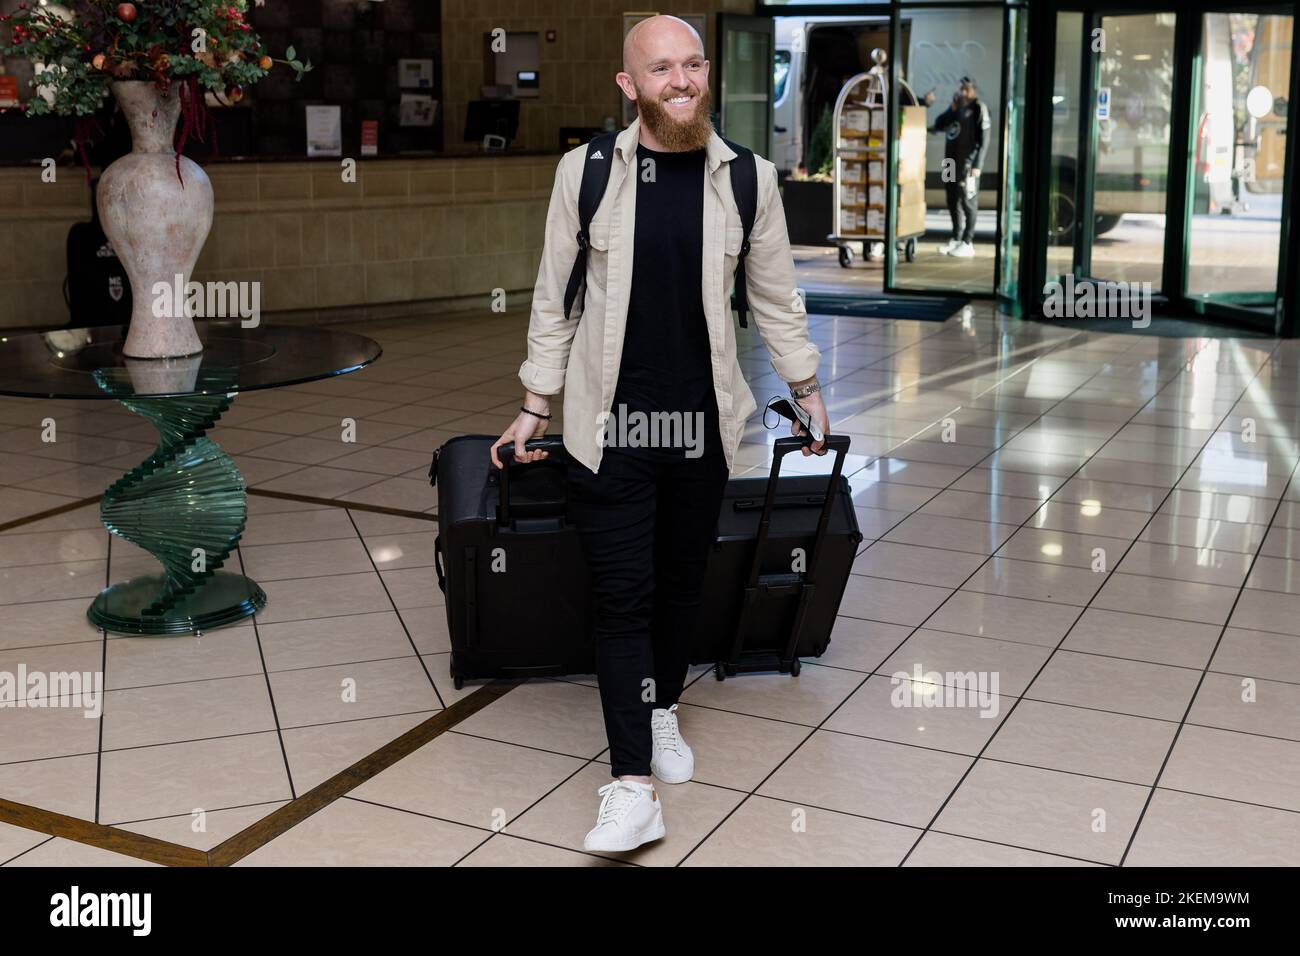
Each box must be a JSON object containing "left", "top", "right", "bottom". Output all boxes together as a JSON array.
[{"left": 520, "top": 406, "right": 552, "bottom": 421}]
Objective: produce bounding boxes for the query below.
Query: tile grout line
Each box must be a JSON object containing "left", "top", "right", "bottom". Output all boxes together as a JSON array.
[
  {"left": 0, "top": 682, "right": 521, "bottom": 866},
  {"left": 204, "top": 679, "right": 519, "bottom": 866},
  {"left": 343, "top": 506, "right": 447, "bottom": 710},
  {"left": 889, "top": 337, "right": 1280, "bottom": 865},
  {"left": 676, "top": 328, "right": 1129, "bottom": 866},
  {"left": 247, "top": 487, "right": 438, "bottom": 520},
  {"left": 552, "top": 662, "right": 1300, "bottom": 760},
  {"left": 1117, "top": 439, "right": 1300, "bottom": 864},
  {"left": 235, "top": 544, "right": 300, "bottom": 806},
  {"left": 0, "top": 494, "right": 102, "bottom": 533},
  {"left": 93, "top": 530, "right": 110, "bottom": 828},
  {"left": 5, "top": 314, "right": 1294, "bottom": 865},
  {"left": 683, "top": 333, "right": 1272, "bottom": 866}
]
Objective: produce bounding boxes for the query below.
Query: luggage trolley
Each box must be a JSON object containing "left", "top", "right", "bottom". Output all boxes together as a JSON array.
[{"left": 829, "top": 52, "right": 927, "bottom": 267}]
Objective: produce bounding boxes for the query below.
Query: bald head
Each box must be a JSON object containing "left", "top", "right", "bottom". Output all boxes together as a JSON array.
[{"left": 623, "top": 15, "right": 704, "bottom": 75}]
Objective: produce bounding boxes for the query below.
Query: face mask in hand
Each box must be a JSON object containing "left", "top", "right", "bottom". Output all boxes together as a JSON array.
[{"left": 763, "top": 396, "right": 824, "bottom": 443}]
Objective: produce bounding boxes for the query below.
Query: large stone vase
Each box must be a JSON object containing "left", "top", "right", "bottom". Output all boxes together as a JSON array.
[{"left": 97, "top": 80, "right": 212, "bottom": 358}]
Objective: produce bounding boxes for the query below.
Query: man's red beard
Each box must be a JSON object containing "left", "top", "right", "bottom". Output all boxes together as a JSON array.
[{"left": 635, "top": 83, "right": 714, "bottom": 151}]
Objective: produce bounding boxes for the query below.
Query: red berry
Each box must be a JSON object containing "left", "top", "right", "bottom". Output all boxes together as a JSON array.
[{"left": 116, "top": 3, "right": 137, "bottom": 23}]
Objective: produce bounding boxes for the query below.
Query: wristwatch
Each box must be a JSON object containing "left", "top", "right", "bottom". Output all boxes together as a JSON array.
[{"left": 789, "top": 380, "right": 821, "bottom": 399}]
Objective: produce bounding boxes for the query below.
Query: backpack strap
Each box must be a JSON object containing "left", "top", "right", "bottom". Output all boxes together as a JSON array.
[
  {"left": 563, "top": 130, "right": 618, "bottom": 321},
  {"left": 723, "top": 137, "right": 758, "bottom": 328}
]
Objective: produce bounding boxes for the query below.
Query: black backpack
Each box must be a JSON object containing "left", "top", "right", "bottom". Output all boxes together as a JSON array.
[
  {"left": 65, "top": 180, "right": 133, "bottom": 327},
  {"left": 562, "top": 129, "right": 759, "bottom": 327}
]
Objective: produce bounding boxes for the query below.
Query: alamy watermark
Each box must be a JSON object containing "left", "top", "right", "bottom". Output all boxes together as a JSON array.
[
  {"left": 50, "top": 886, "right": 150, "bottom": 936},
  {"left": 596, "top": 404, "right": 707, "bottom": 458},
  {"left": 890, "top": 664, "right": 1001, "bottom": 718},
  {"left": 151, "top": 273, "right": 261, "bottom": 327},
  {"left": 1042, "top": 273, "right": 1152, "bottom": 328},
  {"left": 0, "top": 666, "right": 103, "bottom": 718}
]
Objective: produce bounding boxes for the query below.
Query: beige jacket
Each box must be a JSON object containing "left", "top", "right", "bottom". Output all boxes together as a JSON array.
[{"left": 518, "top": 115, "right": 821, "bottom": 474}]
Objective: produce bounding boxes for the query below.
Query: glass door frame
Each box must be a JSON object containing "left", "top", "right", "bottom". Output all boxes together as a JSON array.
[
  {"left": 716, "top": 13, "right": 778, "bottom": 160},
  {"left": 1022, "top": 0, "right": 1300, "bottom": 334},
  {"left": 1180, "top": 4, "right": 1297, "bottom": 331},
  {"left": 998, "top": 4, "right": 1031, "bottom": 313},
  {"left": 753, "top": 0, "right": 1024, "bottom": 302},
  {"left": 883, "top": 0, "right": 1023, "bottom": 299}
]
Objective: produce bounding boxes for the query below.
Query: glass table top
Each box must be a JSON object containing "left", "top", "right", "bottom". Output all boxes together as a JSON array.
[{"left": 0, "top": 321, "right": 382, "bottom": 399}]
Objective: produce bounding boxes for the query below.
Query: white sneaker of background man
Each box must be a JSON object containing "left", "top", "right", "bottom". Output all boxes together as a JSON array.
[
  {"left": 937, "top": 238, "right": 959, "bottom": 255},
  {"left": 949, "top": 241, "right": 975, "bottom": 258}
]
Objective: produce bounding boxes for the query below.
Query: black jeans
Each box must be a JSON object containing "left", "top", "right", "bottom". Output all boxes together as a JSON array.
[
  {"left": 565, "top": 439, "right": 730, "bottom": 778},
  {"left": 944, "top": 167, "right": 978, "bottom": 243}
]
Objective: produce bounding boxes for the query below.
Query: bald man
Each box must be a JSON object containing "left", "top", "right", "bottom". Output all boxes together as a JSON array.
[{"left": 495, "top": 15, "right": 828, "bottom": 853}]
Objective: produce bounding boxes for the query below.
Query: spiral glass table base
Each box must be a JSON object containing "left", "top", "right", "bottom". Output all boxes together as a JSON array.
[
  {"left": 88, "top": 368, "right": 262, "bottom": 637},
  {"left": 0, "top": 324, "right": 383, "bottom": 638},
  {"left": 88, "top": 571, "right": 267, "bottom": 635}
]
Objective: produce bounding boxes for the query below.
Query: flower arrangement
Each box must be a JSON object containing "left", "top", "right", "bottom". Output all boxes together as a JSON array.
[{"left": 0, "top": 1, "right": 311, "bottom": 169}]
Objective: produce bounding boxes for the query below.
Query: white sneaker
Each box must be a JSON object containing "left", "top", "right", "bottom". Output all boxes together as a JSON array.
[
  {"left": 950, "top": 241, "right": 975, "bottom": 258},
  {"left": 582, "top": 780, "right": 665, "bottom": 852},
  {"left": 650, "top": 703, "right": 695, "bottom": 784},
  {"left": 937, "top": 238, "right": 959, "bottom": 255}
]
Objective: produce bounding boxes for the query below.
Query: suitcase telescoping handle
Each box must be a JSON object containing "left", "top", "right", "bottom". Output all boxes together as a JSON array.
[
  {"left": 496, "top": 435, "right": 568, "bottom": 526},
  {"left": 745, "top": 433, "right": 851, "bottom": 589}
]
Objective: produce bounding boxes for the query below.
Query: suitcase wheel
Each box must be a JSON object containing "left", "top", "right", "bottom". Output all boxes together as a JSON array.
[
  {"left": 790, "top": 659, "right": 801, "bottom": 676},
  {"left": 714, "top": 663, "right": 725, "bottom": 681},
  {"left": 453, "top": 675, "right": 464, "bottom": 690}
]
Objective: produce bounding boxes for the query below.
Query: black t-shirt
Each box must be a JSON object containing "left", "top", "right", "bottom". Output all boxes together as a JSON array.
[{"left": 607, "top": 142, "right": 720, "bottom": 461}]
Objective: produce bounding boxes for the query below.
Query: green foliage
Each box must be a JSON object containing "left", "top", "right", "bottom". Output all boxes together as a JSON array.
[
  {"left": 807, "top": 104, "right": 834, "bottom": 177},
  {"left": 0, "top": 0, "right": 312, "bottom": 116}
]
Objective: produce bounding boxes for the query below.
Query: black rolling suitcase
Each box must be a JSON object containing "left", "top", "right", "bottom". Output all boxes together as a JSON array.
[
  {"left": 426, "top": 434, "right": 595, "bottom": 686},
  {"left": 690, "top": 434, "right": 862, "bottom": 680},
  {"left": 431, "top": 434, "right": 596, "bottom": 689},
  {"left": 430, "top": 433, "right": 862, "bottom": 687}
]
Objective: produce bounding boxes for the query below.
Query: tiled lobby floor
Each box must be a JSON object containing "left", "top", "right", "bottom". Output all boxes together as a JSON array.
[{"left": 2, "top": 303, "right": 1300, "bottom": 866}]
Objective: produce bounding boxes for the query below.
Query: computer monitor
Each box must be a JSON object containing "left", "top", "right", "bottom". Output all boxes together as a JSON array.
[{"left": 463, "top": 100, "right": 520, "bottom": 145}]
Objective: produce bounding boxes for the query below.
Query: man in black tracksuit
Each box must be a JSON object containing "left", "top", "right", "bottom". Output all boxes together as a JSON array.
[{"left": 925, "top": 78, "right": 991, "bottom": 253}]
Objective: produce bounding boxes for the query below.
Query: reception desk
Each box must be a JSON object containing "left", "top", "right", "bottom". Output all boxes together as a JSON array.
[{"left": 0, "top": 152, "right": 561, "bottom": 330}]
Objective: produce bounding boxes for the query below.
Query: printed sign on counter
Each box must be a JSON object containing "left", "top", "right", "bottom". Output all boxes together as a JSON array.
[{"left": 306, "top": 105, "right": 342, "bottom": 157}]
